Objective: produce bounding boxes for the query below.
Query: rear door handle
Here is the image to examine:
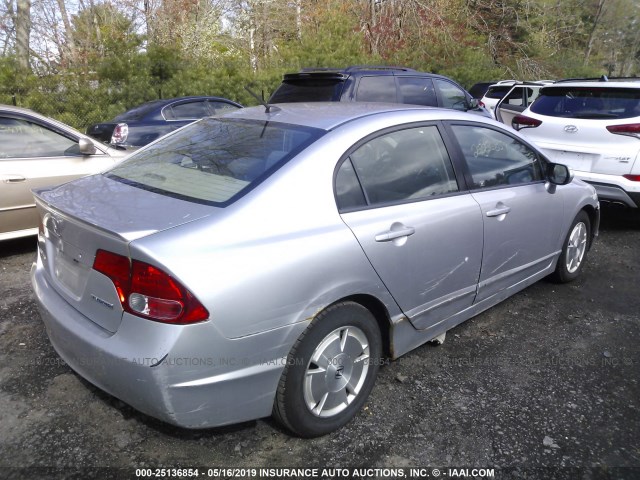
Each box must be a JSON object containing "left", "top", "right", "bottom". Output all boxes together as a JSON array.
[
  {"left": 486, "top": 205, "right": 511, "bottom": 217},
  {"left": 375, "top": 226, "right": 415, "bottom": 242},
  {"left": 1, "top": 175, "right": 26, "bottom": 183}
]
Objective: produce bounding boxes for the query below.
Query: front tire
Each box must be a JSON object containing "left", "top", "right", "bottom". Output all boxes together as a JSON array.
[
  {"left": 550, "top": 210, "right": 591, "bottom": 283},
  {"left": 273, "top": 301, "right": 382, "bottom": 437}
]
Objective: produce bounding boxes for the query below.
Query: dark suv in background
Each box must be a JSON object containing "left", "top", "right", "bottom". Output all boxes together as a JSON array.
[{"left": 269, "top": 66, "right": 489, "bottom": 116}]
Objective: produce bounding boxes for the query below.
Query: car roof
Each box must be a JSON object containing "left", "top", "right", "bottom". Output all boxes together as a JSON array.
[
  {"left": 0, "top": 103, "right": 82, "bottom": 132},
  {"left": 542, "top": 81, "right": 640, "bottom": 89},
  {"left": 220, "top": 102, "right": 479, "bottom": 130},
  {"left": 283, "top": 65, "right": 456, "bottom": 82}
]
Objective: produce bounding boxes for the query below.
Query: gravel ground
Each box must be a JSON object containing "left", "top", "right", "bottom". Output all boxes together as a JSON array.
[{"left": 0, "top": 205, "right": 638, "bottom": 480}]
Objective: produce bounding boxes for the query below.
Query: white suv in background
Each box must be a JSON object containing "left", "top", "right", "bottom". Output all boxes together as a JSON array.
[
  {"left": 481, "top": 80, "right": 553, "bottom": 118},
  {"left": 504, "top": 78, "right": 640, "bottom": 208}
]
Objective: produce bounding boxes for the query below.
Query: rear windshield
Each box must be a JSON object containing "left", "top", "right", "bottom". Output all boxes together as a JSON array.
[
  {"left": 484, "top": 86, "right": 513, "bottom": 99},
  {"left": 106, "top": 118, "right": 324, "bottom": 206},
  {"left": 114, "top": 100, "right": 165, "bottom": 121},
  {"left": 269, "top": 79, "right": 344, "bottom": 103},
  {"left": 530, "top": 87, "right": 640, "bottom": 119}
]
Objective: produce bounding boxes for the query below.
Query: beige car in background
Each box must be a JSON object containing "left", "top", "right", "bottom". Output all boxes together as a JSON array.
[{"left": 0, "top": 105, "right": 127, "bottom": 241}]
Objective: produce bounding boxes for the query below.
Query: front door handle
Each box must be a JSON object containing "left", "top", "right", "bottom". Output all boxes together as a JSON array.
[
  {"left": 375, "top": 226, "right": 416, "bottom": 242},
  {"left": 486, "top": 205, "right": 511, "bottom": 217},
  {"left": 1, "top": 175, "right": 26, "bottom": 183}
]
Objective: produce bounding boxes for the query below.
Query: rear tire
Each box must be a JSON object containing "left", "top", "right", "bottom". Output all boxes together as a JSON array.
[
  {"left": 273, "top": 301, "right": 382, "bottom": 437},
  {"left": 550, "top": 211, "right": 590, "bottom": 283}
]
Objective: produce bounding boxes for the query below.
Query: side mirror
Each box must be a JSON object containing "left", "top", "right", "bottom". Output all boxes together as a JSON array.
[
  {"left": 78, "top": 137, "right": 97, "bottom": 155},
  {"left": 467, "top": 98, "right": 479, "bottom": 110},
  {"left": 547, "top": 163, "right": 573, "bottom": 185}
]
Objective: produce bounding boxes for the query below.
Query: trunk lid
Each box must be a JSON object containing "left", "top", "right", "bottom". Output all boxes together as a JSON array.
[{"left": 34, "top": 174, "right": 216, "bottom": 333}]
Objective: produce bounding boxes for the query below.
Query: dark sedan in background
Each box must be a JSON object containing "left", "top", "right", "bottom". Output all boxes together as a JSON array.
[{"left": 87, "top": 96, "right": 242, "bottom": 148}]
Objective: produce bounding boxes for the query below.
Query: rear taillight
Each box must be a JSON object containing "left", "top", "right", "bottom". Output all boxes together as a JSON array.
[
  {"left": 93, "top": 250, "right": 209, "bottom": 324},
  {"left": 623, "top": 174, "right": 640, "bottom": 182},
  {"left": 606, "top": 124, "right": 640, "bottom": 139},
  {"left": 111, "top": 123, "right": 129, "bottom": 144},
  {"left": 478, "top": 100, "right": 486, "bottom": 108},
  {"left": 512, "top": 115, "right": 542, "bottom": 131}
]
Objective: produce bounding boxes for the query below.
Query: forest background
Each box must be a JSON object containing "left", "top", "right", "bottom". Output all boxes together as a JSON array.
[{"left": 1, "top": 0, "right": 639, "bottom": 130}]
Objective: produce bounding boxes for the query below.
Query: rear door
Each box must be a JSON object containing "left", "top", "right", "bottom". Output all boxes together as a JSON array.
[
  {"left": 495, "top": 83, "right": 543, "bottom": 126},
  {"left": 0, "top": 113, "right": 115, "bottom": 237},
  {"left": 445, "top": 122, "right": 564, "bottom": 302},
  {"left": 336, "top": 124, "right": 483, "bottom": 330}
]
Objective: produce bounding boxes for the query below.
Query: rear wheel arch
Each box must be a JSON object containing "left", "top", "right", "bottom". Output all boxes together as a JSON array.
[
  {"left": 273, "top": 297, "right": 388, "bottom": 437},
  {"left": 340, "top": 294, "right": 392, "bottom": 359},
  {"left": 581, "top": 205, "right": 599, "bottom": 249}
]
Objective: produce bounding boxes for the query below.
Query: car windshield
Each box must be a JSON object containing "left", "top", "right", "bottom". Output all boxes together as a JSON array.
[
  {"left": 530, "top": 87, "right": 640, "bottom": 119},
  {"left": 270, "top": 79, "right": 345, "bottom": 103},
  {"left": 106, "top": 118, "right": 324, "bottom": 206},
  {"left": 114, "top": 100, "right": 166, "bottom": 121}
]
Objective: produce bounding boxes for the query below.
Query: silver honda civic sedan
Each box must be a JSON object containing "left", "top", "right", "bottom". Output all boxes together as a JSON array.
[{"left": 31, "top": 103, "right": 599, "bottom": 437}]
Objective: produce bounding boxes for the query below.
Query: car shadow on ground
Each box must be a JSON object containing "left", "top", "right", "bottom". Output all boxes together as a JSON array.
[
  {"left": 598, "top": 204, "right": 640, "bottom": 231},
  {"left": 1, "top": 236, "right": 38, "bottom": 259}
]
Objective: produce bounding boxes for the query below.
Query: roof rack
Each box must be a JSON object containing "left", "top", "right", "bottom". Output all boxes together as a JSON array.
[
  {"left": 299, "top": 67, "right": 343, "bottom": 73},
  {"left": 343, "top": 65, "right": 417, "bottom": 72},
  {"left": 555, "top": 75, "right": 640, "bottom": 83},
  {"left": 298, "top": 65, "right": 417, "bottom": 73}
]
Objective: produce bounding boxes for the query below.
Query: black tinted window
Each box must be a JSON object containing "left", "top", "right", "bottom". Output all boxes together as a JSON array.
[
  {"left": 115, "top": 101, "right": 164, "bottom": 121},
  {"left": 531, "top": 87, "right": 640, "bottom": 119},
  {"left": 169, "top": 101, "right": 210, "bottom": 120},
  {"left": 484, "top": 86, "right": 513, "bottom": 99},
  {"left": 356, "top": 76, "right": 397, "bottom": 103},
  {"left": 451, "top": 125, "right": 542, "bottom": 189},
  {"left": 346, "top": 126, "right": 458, "bottom": 206},
  {"left": 270, "top": 80, "right": 344, "bottom": 103},
  {"left": 397, "top": 77, "right": 437, "bottom": 106}
]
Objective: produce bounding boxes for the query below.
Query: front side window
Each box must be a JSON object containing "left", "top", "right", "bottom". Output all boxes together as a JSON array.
[
  {"left": 435, "top": 79, "right": 468, "bottom": 110},
  {"left": 531, "top": 87, "right": 640, "bottom": 119},
  {"left": 107, "top": 118, "right": 323, "bottom": 205},
  {"left": 336, "top": 126, "right": 458, "bottom": 209},
  {"left": 356, "top": 76, "right": 397, "bottom": 103},
  {"left": 484, "top": 85, "right": 513, "bottom": 100},
  {"left": 0, "top": 116, "right": 78, "bottom": 158},
  {"left": 451, "top": 125, "right": 543, "bottom": 189}
]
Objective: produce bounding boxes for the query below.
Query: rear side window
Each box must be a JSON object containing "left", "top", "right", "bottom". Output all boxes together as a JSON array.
[
  {"left": 397, "top": 77, "right": 438, "bottom": 106},
  {"left": 451, "top": 125, "right": 543, "bottom": 189},
  {"left": 531, "top": 87, "right": 640, "bottom": 119},
  {"left": 484, "top": 86, "right": 513, "bottom": 100},
  {"left": 270, "top": 80, "right": 344, "bottom": 103},
  {"left": 336, "top": 126, "right": 458, "bottom": 209},
  {"left": 356, "top": 76, "right": 397, "bottom": 103},
  {"left": 107, "top": 118, "right": 323, "bottom": 206},
  {"left": 114, "top": 101, "right": 164, "bottom": 121},
  {"left": 166, "top": 101, "right": 209, "bottom": 120},
  {"left": 210, "top": 101, "right": 240, "bottom": 115}
]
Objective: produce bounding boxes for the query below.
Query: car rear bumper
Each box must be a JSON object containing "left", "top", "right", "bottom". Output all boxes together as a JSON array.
[{"left": 31, "top": 257, "right": 307, "bottom": 429}]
